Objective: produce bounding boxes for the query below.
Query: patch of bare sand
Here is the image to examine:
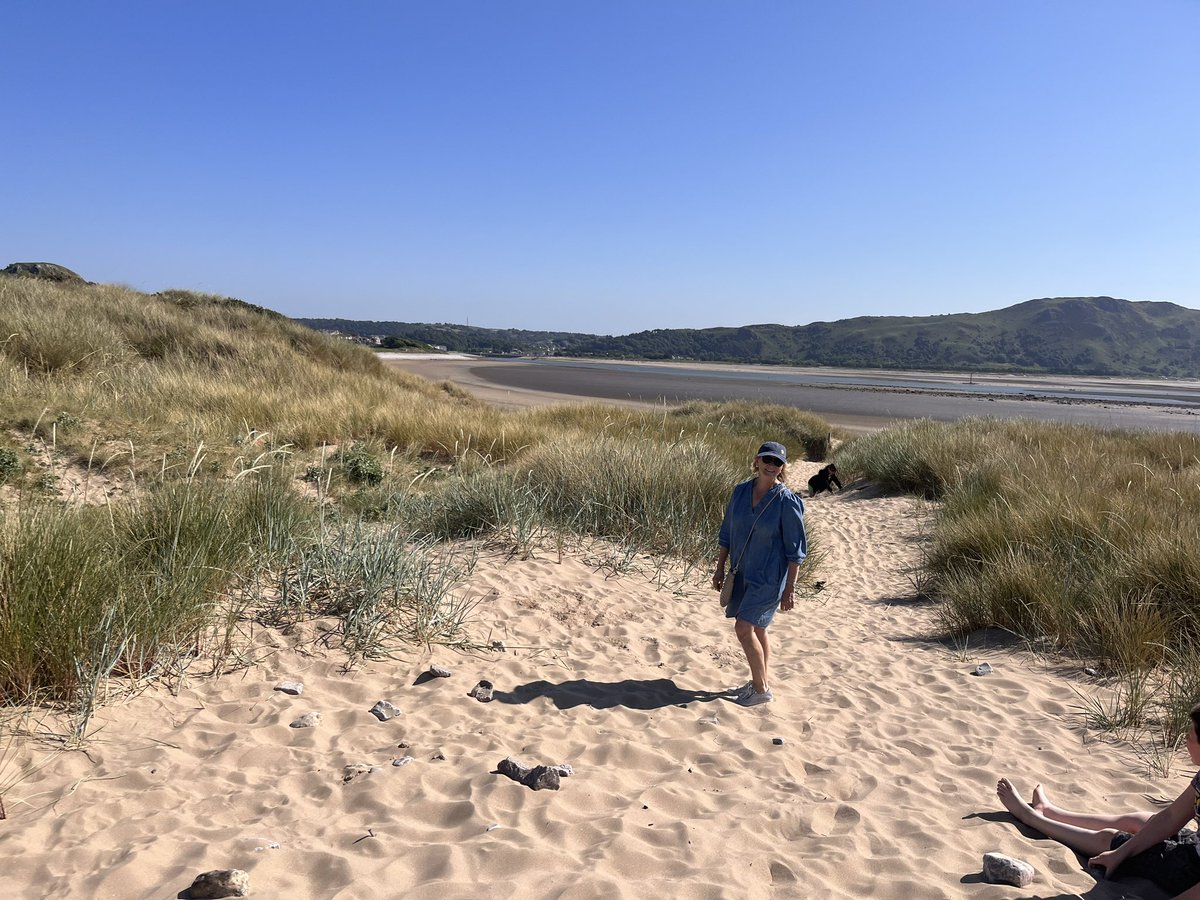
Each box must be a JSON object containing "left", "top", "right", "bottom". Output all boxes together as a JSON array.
[{"left": 0, "top": 475, "right": 1181, "bottom": 898}]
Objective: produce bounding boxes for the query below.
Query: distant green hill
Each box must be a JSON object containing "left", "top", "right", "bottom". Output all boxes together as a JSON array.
[{"left": 297, "top": 296, "right": 1200, "bottom": 377}]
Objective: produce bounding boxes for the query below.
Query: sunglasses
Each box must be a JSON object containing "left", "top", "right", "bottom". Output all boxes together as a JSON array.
[{"left": 759, "top": 456, "right": 784, "bottom": 467}]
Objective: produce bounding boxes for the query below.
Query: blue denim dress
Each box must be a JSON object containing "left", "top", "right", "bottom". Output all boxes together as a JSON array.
[{"left": 718, "top": 480, "right": 807, "bottom": 627}]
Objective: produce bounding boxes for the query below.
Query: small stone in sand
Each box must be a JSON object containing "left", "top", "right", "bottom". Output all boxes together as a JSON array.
[
  {"left": 289, "top": 712, "right": 321, "bottom": 728},
  {"left": 397, "top": 740, "right": 411, "bottom": 749},
  {"left": 185, "top": 868, "right": 250, "bottom": 898},
  {"left": 490, "top": 640, "right": 507, "bottom": 652},
  {"left": 429, "top": 665, "right": 452, "bottom": 678},
  {"left": 369, "top": 700, "right": 401, "bottom": 721},
  {"left": 431, "top": 749, "right": 446, "bottom": 761},
  {"left": 772, "top": 737, "right": 785, "bottom": 745},
  {"left": 274, "top": 681, "right": 304, "bottom": 695},
  {"left": 973, "top": 663, "right": 993, "bottom": 676},
  {"left": 486, "top": 823, "right": 500, "bottom": 832},
  {"left": 469, "top": 680, "right": 494, "bottom": 702},
  {"left": 392, "top": 756, "right": 415, "bottom": 767},
  {"left": 342, "top": 764, "right": 375, "bottom": 783},
  {"left": 982, "top": 852, "right": 1035, "bottom": 887}
]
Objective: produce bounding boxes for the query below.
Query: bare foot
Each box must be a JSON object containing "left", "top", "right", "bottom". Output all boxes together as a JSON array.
[
  {"left": 1031, "top": 783, "right": 1050, "bottom": 813},
  {"left": 997, "top": 777, "right": 1038, "bottom": 826}
]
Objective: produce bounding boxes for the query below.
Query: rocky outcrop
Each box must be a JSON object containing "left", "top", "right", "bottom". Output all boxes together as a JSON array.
[{"left": 1, "top": 262, "right": 87, "bottom": 283}]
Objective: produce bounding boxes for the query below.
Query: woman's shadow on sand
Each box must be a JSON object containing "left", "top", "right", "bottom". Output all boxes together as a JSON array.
[{"left": 493, "top": 677, "right": 726, "bottom": 710}]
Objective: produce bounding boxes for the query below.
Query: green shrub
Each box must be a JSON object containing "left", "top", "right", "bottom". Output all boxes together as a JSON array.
[
  {"left": 0, "top": 448, "right": 18, "bottom": 483},
  {"left": 339, "top": 444, "right": 384, "bottom": 484},
  {"left": 53, "top": 410, "right": 81, "bottom": 430}
]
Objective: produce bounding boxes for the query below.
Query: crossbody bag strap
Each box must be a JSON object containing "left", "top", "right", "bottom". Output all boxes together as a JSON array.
[{"left": 730, "top": 487, "right": 781, "bottom": 572}]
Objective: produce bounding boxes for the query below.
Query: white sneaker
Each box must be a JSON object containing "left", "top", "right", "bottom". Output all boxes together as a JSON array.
[
  {"left": 736, "top": 688, "right": 773, "bottom": 707},
  {"left": 727, "top": 681, "right": 753, "bottom": 700}
]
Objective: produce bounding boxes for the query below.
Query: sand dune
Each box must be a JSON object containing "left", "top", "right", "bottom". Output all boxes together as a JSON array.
[{"left": 0, "top": 462, "right": 1182, "bottom": 898}]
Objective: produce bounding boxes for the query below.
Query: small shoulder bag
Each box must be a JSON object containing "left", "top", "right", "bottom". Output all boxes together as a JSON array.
[{"left": 720, "top": 487, "right": 781, "bottom": 608}]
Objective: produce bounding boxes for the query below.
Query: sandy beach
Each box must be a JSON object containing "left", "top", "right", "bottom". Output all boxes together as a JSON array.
[{"left": 0, "top": 454, "right": 1183, "bottom": 898}]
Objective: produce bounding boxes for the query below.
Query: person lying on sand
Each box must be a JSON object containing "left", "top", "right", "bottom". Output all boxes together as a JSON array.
[{"left": 996, "top": 703, "right": 1200, "bottom": 899}]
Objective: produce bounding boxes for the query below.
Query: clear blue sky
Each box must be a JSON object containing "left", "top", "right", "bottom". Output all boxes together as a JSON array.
[{"left": 5, "top": 2, "right": 1198, "bottom": 334}]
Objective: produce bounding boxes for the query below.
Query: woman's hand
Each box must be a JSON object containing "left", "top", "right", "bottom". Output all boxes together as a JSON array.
[
  {"left": 780, "top": 586, "right": 795, "bottom": 611},
  {"left": 712, "top": 571, "right": 724, "bottom": 592}
]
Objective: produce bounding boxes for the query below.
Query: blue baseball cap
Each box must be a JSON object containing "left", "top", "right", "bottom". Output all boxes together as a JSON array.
[{"left": 756, "top": 441, "right": 787, "bottom": 463}]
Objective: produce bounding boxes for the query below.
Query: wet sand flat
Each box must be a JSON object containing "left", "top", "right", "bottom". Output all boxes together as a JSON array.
[{"left": 386, "top": 355, "right": 1200, "bottom": 434}]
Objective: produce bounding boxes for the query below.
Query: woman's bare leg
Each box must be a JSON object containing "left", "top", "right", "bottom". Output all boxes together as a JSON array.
[
  {"left": 734, "top": 620, "right": 769, "bottom": 693},
  {"left": 755, "top": 626, "right": 770, "bottom": 683},
  {"left": 997, "top": 778, "right": 1118, "bottom": 858},
  {"left": 1031, "top": 783, "right": 1154, "bottom": 834}
]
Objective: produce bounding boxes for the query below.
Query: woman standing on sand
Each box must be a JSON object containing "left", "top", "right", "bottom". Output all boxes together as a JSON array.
[
  {"left": 712, "top": 441, "right": 807, "bottom": 708},
  {"left": 996, "top": 702, "right": 1200, "bottom": 899}
]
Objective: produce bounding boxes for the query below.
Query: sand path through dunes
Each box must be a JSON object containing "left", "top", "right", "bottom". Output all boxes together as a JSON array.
[{"left": 0, "top": 470, "right": 1180, "bottom": 898}]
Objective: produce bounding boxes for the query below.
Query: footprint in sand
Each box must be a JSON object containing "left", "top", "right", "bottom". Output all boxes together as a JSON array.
[
  {"left": 810, "top": 802, "right": 862, "bottom": 836},
  {"left": 769, "top": 861, "right": 798, "bottom": 883},
  {"left": 893, "top": 738, "right": 935, "bottom": 759}
]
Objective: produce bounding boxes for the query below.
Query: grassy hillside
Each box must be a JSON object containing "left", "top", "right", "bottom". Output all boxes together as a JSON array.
[
  {"left": 0, "top": 278, "right": 523, "bottom": 477},
  {"left": 571, "top": 297, "right": 1200, "bottom": 375},
  {"left": 306, "top": 297, "right": 1200, "bottom": 377}
]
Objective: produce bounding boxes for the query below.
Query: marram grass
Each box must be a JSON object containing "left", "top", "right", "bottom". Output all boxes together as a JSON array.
[{"left": 836, "top": 417, "right": 1200, "bottom": 739}]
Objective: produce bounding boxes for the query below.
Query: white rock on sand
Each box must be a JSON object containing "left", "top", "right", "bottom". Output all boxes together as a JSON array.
[{"left": 0, "top": 466, "right": 1177, "bottom": 899}]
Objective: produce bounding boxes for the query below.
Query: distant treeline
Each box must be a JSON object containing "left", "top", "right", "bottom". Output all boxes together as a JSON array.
[
  {"left": 297, "top": 296, "right": 1200, "bottom": 377},
  {"left": 297, "top": 319, "right": 594, "bottom": 356}
]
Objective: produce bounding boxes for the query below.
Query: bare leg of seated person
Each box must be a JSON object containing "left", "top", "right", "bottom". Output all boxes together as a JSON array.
[
  {"left": 1030, "top": 783, "right": 1154, "bottom": 834},
  {"left": 996, "top": 778, "right": 1120, "bottom": 859}
]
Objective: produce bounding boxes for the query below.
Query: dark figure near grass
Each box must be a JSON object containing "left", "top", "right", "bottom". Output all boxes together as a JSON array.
[{"left": 808, "top": 464, "right": 842, "bottom": 496}]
